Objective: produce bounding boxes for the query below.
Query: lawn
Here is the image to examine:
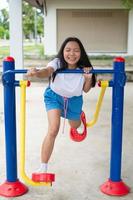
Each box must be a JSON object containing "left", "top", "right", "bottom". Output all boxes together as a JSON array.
[
  {"left": 0, "top": 43, "right": 44, "bottom": 59},
  {"left": 0, "top": 42, "right": 133, "bottom": 67},
  {"left": 0, "top": 46, "right": 9, "bottom": 58}
]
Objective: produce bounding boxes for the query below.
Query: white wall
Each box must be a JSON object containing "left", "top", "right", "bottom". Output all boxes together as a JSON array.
[
  {"left": 127, "top": 9, "right": 133, "bottom": 55},
  {"left": 44, "top": 0, "right": 133, "bottom": 55}
]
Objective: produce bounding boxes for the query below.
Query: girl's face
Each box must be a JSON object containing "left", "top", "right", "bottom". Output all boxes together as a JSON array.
[{"left": 63, "top": 41, "right": 81, "bottom": 68}]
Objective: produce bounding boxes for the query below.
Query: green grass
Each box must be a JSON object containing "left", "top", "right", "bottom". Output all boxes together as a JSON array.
[
  {"left": 0, "top": 43, "right": 44, "bottom": 59},
  {"left": 24, "top": 44, "right": 44, "bottom": 58},
  {"left": 0, "top": 46, "right": 10, "bottom": 58},
  {"left": 0, "top": 43, "right": 133, "bottom": 66}
]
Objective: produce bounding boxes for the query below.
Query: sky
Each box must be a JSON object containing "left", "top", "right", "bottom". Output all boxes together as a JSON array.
[{"left": 0, "top": 0, "right": 9, "bottom": 10}]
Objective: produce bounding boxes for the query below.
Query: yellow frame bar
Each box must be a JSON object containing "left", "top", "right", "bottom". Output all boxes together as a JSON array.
[
  {"left": 19, "top": 81, "right": 51, "bottom": 186},
  {"left": 86, "top": 81, "right": 108, "bottom": 127}
]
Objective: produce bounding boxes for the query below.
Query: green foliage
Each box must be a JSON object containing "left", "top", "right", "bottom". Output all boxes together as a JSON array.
[
  {"left": 22, "top": 2, "right": 44, "bottom": 39},
  {"left": 0, "top": 9, "right": 9, "bottom": 29},
  {"left": 4, "top": 29, "right": 9, "bottom": 39},
  {"left": 23, "top": 3, "right": 35, "bottom": 38},
  {"left": 121, "top": 0, "right": 133, "bottom": 9},
  {"left": 0, "top": 3, "right": 44, "bottom": 40},
  {"left": 0, "top": 26, "right": 5, "bottom": 38},
  {"left": 37, "top": 13, "right": 44, "bottom": 35},
  {"left": 0, "top": 8, "right": 9, "bottom": 39}
]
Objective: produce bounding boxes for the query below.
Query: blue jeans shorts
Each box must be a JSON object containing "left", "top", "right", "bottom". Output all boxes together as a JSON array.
[{"left": 44, "top": 87, "right": 83, "bottom": 120}]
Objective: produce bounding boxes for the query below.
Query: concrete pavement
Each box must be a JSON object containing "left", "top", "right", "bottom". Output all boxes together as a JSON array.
[{"left": 0, "top": 81, "right": 133, "bottom": 200}]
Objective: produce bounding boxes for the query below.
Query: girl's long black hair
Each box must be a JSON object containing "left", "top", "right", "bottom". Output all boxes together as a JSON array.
[{"left": 52, "top": 37, "right": 96, "bottom": 87}]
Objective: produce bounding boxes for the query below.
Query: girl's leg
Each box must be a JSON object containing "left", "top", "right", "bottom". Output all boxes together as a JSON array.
[
  {"left": 41, "top": 109, "right": 61, "bottom": 163},
  {"left": 68, "top": 119, "right": 81, "bottom": 129},
  {"left": 68, "top": 112, "right": 86, "bottom": 132}
]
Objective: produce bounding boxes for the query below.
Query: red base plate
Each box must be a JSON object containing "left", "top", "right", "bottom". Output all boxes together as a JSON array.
[
  {"left": 32, "top": 173, "right": 55, "bottom": 182},
  {"left": 100, "top": 179, "right": 130, "bottom": 196},
  {"left": 0, "top": 180, "right": 28, "bottom": 197}
]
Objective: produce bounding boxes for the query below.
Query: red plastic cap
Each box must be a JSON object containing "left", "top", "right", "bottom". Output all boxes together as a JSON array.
[
  {"left": 114, "top": 57, "right": 125, "bottom": 62},
  {"left": 97, "top": 80, "right": 101, "bottom": 87},
  {"left": 27, "top": 80, "right": 31, "bottom": 87},
  {"left": 4, "top": 56, "right": 14, "bottom": 62}
]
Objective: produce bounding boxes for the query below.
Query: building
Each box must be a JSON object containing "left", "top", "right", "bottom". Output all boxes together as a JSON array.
[
  {"left": 25, "top": 0, "right": 133, "bottom": 56},
  {"left": 9, "top": 0, "right": 133, "bottom": 68}
]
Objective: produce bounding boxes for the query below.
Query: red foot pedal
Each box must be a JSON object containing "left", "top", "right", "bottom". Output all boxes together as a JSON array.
[
  {"left": 70, "top": 111, "right": 87, "bottom": 142},
  {"left": 32, "top": 173, "right": 55, "bottom": 182}
]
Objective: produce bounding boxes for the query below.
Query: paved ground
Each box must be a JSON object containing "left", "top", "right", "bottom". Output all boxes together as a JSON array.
[{"left": 0, "top": 81, "right": 133, "bottom": 200}]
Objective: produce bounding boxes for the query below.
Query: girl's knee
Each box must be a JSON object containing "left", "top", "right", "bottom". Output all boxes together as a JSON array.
[
  {"left": 48, "top": 127, "right": 59, "bottom": 138},
  {"left": 69, "top": 120, "right": 81, "bottom": 129},
  {"left": 70, "top": 124, "right": 80, "bottom": 129}
]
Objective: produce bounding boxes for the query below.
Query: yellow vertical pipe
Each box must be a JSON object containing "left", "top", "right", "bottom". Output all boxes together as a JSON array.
[
  {"left": 19, "top": 81, "right": 51, "bottom": 186},
  {"left": 86, "top": 81, "right": 108, "bottom": 127}
]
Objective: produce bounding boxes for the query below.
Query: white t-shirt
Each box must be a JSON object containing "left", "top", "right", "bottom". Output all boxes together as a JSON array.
[{"left": 47, "top": 58, "right": 85, "bottom": 98}]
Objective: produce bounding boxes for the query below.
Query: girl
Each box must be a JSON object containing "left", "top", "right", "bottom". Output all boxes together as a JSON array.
[{"left": 26, "top": 37, "right": 96, "bottom": 175}]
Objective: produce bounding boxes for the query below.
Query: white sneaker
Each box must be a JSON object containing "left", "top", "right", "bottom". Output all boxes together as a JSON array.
[
  {"left": 35, "top": 163, "right": 48, "bottom": 173},
  {"left": 35, "top": 168, "right": 46, "bottom": 174},
  {"left": 77, "top": 122, "right": 84, "bottom": 134}
]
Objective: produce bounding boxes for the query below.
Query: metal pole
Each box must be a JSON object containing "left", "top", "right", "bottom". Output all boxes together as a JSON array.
[
  {"left": 110, "top": 57, "right": 126, "bottom": 181},
  {"left": 0, "top": 57, "right": 28, "bottom": 197},
  {"left": 3, "top": 57, "right": 17, "bottom": 182},
  {"left": 100, "top": 57, "right": 130, "bottom": 196}
]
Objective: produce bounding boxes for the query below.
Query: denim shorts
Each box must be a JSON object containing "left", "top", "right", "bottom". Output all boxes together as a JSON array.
[{"left": 44, "top": 87, "right": 83, "bottom": 120}]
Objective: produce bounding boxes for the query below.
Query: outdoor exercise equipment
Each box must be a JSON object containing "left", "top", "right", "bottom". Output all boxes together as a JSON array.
[
  {"left": 19, "top": 80, "right": 55, "bottom": 186},
  {"left": 86, "top": 80, "right": 108, "bottom": 127},
  {"left": 0, "top": 57, "right": 28, "bottom": 197},
  {"left": 70, "top": 111, "right": 87, "bottom": 142},
  {"left": 51, "top": 57, "right": 130, "bottom": 196},
  {"left": 0, "top": 56, "right": 130, "bottom": 197},
  {"left": 70, "top": 80, "right": 108, "bottom": 142},
  {"left": 0, "top": 57, "right": 54, "bottom": 198}
]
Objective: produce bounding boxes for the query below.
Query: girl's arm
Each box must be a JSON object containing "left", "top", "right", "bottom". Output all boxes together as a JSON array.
[
  {"left": 83, "top": 67, "right": 93, "bottom": 93},
  {"left": 26, "top": 67, "right": 54, "bottom": 78}
]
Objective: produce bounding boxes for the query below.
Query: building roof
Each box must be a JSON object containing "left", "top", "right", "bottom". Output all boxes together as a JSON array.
[{"left": 24, "top": 0, "right": 46, "bottom": 13}]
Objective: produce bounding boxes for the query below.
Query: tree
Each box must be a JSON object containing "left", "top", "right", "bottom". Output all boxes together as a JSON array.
[
  {"left": 0, "top": 8, "right": 9, "bottom": 39},
  {"left": 121, "top": 0, "right": 133, "bottom": 9},
  {"left": 0, "top": 26, "right": 5, "bottom": 38},
  {"left": 22, "top": 2, "right": 44, "bottom": 41},
  {"left": 23, "top": 2, "right": 35, "bottom": 39}
]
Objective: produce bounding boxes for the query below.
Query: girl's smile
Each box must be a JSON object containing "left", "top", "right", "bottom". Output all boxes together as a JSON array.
[{"left": 63, "top": 41, "right": 81, "bottom": 69}]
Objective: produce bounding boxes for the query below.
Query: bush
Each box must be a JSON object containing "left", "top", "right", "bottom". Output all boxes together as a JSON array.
[{"left": 0, "top": 26, "right": 5, "bottom": 38}]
